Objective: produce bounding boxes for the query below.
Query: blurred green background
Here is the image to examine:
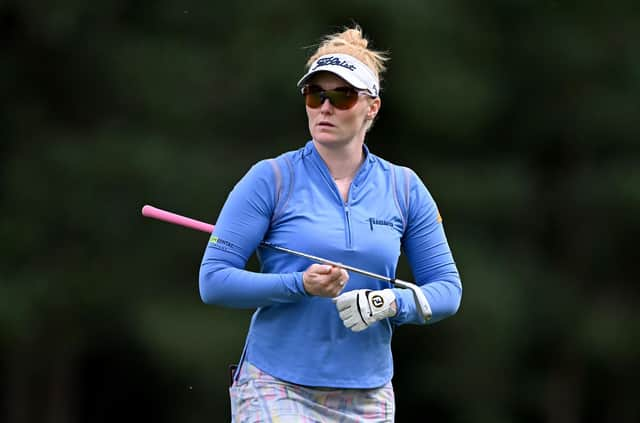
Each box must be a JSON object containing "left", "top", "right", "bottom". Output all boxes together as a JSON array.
[{"left": 1, "top": 1, "right": 639, "bottom": 422}]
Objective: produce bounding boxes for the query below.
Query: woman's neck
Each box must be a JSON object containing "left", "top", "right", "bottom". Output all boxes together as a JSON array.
[{"left": 313, "top": 139, "right": 365, "bottom": 181}]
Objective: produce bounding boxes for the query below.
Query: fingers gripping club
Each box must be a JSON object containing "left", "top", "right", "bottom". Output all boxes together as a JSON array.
[{"left": 141, "top": 204, "right": 432, "bottom": 321}]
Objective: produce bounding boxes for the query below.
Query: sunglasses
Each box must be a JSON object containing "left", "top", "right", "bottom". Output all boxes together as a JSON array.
[{"left": 301, "top": 84, "right": 370, "bottom": 110}]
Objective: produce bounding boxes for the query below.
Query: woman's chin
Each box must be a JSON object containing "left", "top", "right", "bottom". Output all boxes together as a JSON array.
[
  {"left": 313, "top": 138, "right": 346, "bottom": 149},
  {"left": 312, "top": 133, "right": 343, "bottom": 144}
]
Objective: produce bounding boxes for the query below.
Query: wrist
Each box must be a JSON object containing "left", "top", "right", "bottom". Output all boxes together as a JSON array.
[{"left": 298, "top": 272, "right": 311, "bottom": 296}]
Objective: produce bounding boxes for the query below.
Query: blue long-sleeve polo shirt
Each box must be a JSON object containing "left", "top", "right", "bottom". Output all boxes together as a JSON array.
[{"left": 199, "top": 140, "right": 461, "bottom": 388}]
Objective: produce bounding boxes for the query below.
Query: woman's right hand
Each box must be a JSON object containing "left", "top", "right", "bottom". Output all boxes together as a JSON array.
[{"left": 303, "top": 264, "right": 349, "bottom": 297}]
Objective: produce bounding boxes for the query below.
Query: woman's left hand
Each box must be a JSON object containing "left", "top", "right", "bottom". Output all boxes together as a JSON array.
[{"left": 333, "top": 289, "right": 397, "bottom": 331}]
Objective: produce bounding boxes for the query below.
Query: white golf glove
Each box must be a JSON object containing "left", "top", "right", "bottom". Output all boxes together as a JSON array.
[{"left": 333, "top": 289, "right": 397, "bottom": 332}]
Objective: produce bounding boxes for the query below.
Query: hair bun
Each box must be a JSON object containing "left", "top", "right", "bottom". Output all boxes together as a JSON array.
[
  {"left": 338, "top": 28, "right": 369, "bottom": 49},
  {"left": 306, "top": 24, "right": 389, "bottom": 83}
]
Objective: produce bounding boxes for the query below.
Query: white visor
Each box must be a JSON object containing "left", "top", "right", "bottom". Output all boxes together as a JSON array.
[{"left": 297, "top": 53, "right": 379, "bottom": 97}]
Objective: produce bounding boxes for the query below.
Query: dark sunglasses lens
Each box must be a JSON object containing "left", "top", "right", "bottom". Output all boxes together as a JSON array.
[
  {"left": 305, "top": 93, "right": 323, "bottom": 108},
  {"left": 326, "top": 89, "right": 358, "bottom": 110},
  {"left": 302, "top": 85, "right": 359, "bottom": 110},
  {"left": 303, "top": 86, "right": 323, "bottom": 108}
]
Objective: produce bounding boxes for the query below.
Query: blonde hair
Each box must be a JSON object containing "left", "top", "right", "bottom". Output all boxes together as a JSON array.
[{"left": 306, "top": 25, "right": 389, "bottom": 86}]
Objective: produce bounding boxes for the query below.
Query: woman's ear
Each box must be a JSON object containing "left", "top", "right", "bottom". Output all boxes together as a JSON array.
[{"left": 367, "top": 97, "right": 381, "bottom": 120}]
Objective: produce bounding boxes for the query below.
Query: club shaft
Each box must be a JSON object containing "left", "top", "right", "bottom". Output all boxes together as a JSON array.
[
  {"left": 143, "top": 205, "right": 399, "bottom": 283},
  {"left": 261, "top": 242, "right": 394, "bottom": 284},
  {"left": 142, "top": 205, "right": 396, "bottom": 283}
]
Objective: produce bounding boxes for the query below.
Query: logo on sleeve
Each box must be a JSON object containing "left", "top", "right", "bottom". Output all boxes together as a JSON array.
[{"left": 209, "top": 235, "right": 238, "bottom": 251}]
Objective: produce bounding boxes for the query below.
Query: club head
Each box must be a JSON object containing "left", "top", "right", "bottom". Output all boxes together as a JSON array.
[{"left": 393, "top": 279, "right": 432, "bottom": 322}]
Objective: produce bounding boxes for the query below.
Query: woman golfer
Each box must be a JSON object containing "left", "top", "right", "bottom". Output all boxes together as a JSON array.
[{"left": 199, "top": 24, "right": 462, "bottom": 422}]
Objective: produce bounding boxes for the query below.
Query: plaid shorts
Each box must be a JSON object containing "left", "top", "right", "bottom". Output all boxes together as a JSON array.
[{"left": 229, "top": 361, "right": 395, "bottom": 422}]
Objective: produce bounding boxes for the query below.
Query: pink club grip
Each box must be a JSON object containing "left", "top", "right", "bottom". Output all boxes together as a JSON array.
[{"left": 141, "top": 205, "right": 214, "bottom": 234}]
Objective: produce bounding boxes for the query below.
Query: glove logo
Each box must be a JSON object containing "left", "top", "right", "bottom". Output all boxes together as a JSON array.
[{"left": 371, "top": 295, "right": 384, "bottom": 308}]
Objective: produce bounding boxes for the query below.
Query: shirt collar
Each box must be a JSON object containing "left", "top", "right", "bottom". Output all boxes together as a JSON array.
[{"left": 303, "top": 140, "right": 374, "bottom": 186}]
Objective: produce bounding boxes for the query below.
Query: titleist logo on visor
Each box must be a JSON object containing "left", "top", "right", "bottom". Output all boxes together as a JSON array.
[{"left": 312, "top": 56, "right": 357, "bottom": 71}]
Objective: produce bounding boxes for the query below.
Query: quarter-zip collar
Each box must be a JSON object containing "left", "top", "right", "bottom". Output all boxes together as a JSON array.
[{"left": 303, "top": 140, "right": 375, "bottom": 192}]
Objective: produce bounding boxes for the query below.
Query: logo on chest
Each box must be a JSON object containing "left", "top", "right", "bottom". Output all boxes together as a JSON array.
[{"left": 368, "top": 218, "right": 394, "bottom": 231}]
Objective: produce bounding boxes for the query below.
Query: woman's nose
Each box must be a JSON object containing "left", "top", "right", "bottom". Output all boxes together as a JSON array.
[{"left": 319, "top": 96, "right": 334, "bottom": 112}]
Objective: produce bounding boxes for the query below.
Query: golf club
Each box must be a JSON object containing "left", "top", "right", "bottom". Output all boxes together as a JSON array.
[{"left": 141, "top": 204, "right": 432, "bottom": 321}]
